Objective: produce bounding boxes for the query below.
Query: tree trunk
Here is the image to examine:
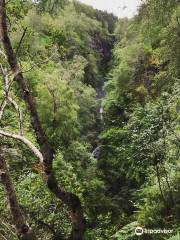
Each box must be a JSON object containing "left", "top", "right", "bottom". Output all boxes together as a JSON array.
[
  {"left": 0, "top": 153, "right": 36, "bottom": 240},
  {"left": 0, "top": 1, "right": 86, "bottom": 239}
]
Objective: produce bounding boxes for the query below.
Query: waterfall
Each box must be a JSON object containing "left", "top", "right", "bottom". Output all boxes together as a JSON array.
[
  {"left": 100, "top": 104, "right": 103, "bottom": 122},
  {"left": 99, "top": 98, "right": 105, "bottom": 130},
  {"left": 92, "top": 88, "right": 105, "bottom": 159},
  {"left": 92, "top": 146, "right": 100, "bottom": 159}
]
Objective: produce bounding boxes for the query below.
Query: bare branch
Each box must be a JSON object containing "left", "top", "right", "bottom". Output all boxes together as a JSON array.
[
  {"left": 0, "top": 99, "right": 7, "bottom": 121},
  {"left": 0, "top": 130, "right": 43, "bottom": 163},
  {"left": 0, "top": 48, "right": 6, "bottom": 58},
  {"left": 22, "top": 52, "right": 57, "bottom": 74},
  {"left": 0, "top": 62, "right": 6, "bottom": 75},
  {"left": 15, "top": 27, "right": 27, "bottom": 57},
  {"left": 0, "top": 152, "right": 37, "bottom": 240},
  {"left": 7, "top": 96, "right": 24, "bottom": 135},
  {"left": 3, "top": 69, "right": 9, "bottom": 96},
  {"left": 0, "top": 65, "right": 24, "bottom": 135}
]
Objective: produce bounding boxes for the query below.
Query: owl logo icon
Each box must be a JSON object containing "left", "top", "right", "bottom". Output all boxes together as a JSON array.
[{"left": 135, "top": 226, "right": 144, "bottom": 236}]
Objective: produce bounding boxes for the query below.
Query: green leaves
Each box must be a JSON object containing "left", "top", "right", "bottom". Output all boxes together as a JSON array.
[
  {"left": 168, "top": 234, "right": 180, "bottom": 240},
  {"left": 113, "top": 221, "right": 139, "bottom": 240},
  {"left": 99, "top": 1, "right": 180, "bottom": 238}
]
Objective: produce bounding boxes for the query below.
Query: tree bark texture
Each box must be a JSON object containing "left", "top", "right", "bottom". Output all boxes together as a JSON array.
[{"left": 0, "top": 153, "right": 36, "bottom": 240}]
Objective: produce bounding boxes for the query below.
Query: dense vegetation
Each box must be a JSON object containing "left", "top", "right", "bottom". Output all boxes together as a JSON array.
[{"left": 0, "top": 0, "right": 179, "bottom": 240}]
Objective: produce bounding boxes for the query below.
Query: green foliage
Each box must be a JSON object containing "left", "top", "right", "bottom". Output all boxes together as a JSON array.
[
  {"left": 99, "top": 1, "right": 180, "bottom": 239},
  {"left": 168, "top": 234, "right": 180, "bottom": 240},
  {"left": 113, "top": 221, "right": 138, "bottom": 240},
  {"left": 37, "top": 0, "right": 67, "bottom": 13},
  {"left": 0, "top": 0, "right": 179, "bottom": 239}
]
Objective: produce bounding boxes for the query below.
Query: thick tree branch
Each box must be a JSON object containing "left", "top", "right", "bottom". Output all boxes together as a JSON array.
[
  {"left": 0, "top": 152, "right": 37, "bottom": 240},
  {"left": 0, "top": 1, "right": 86, "bottom": 239},
  {"left": 0, "top": 99, "right": 7, "bottom": 121},
  {"left": 0, "top": 130, "right": 43, "bottom": 163}
]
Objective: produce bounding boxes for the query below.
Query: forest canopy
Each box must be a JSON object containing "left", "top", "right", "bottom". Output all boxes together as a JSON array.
[{"left": 0, "top": 0, "right": 179, "bottom": 240}]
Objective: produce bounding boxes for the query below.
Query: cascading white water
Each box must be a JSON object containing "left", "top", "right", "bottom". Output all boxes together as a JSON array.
[{"left": 100, "top": 104, "right": 103, "bottom": 122}]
